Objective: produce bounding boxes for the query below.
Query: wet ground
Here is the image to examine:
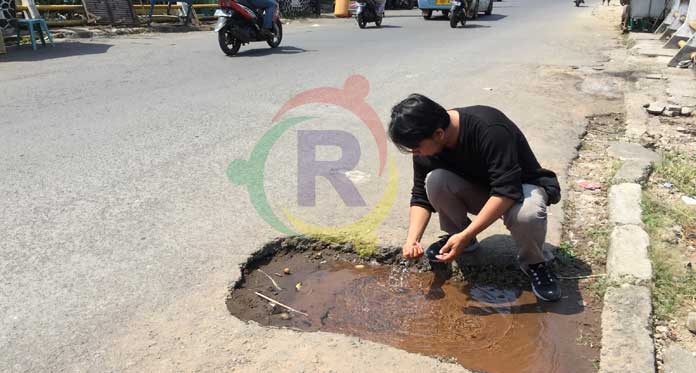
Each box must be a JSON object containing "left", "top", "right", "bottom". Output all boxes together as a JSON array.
[{"left": 227, "top": 242, "right": 598, "bottom": 373}]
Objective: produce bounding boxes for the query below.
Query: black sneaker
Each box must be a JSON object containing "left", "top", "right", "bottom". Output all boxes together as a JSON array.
[
  {"left": 425, "top": 235, "right": 450, "bottom": 275},
  {"left": 521, "top": 262, "right": 561, "bottom": 302},
  {"left": 425, "top": 235, "right": 479, "bottom": 258}
]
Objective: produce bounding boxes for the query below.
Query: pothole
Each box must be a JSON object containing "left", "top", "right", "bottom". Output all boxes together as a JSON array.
[{"left": 227, "top": 237, "right": 598, "bottom": 373}]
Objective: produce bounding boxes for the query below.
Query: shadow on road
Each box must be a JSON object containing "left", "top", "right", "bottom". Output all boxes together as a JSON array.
[
  {"left": 0, "top": 42, "right": 113, "bottom": 62},
  {"left": 361, "top": 24, "right": 403, "bottom": 29},
  {"left": 428, "top": 14, "right": 506, "bottom": 22},
  {"left": 383, "top": 14, "right": 424, "bottom": 18},
  {"left": 457, "top": 24, "right": 492, "bottom": 28},
  {"left": 233, "top": 45, "right": 310, "bottom": 57},
  {"left": 475, "top": 14, "right": 508, "bottom": 21}
]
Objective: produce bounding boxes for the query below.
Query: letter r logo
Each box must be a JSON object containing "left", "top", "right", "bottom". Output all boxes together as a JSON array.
[{"left": 297, "top": 130, "right": 366, "bottom": 207}]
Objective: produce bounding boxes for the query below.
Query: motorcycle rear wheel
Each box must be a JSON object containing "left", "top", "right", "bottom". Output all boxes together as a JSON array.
[
  {"left": 357, "top": 14, "right": 367, "bottom": 28},
  {"left": 575, "top": 0, "right": 580, "bottom": 6},
  {"left": 218, "top": 28, "right": 242, "bottom": 56},
  {"left": 375, "top": 16, "right": 382, "bottom": 27},
  {"left": 267, "top": 20, "right": 283, "bottom": 48}
]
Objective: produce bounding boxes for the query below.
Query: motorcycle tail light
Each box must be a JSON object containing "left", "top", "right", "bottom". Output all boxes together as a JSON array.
[{"left": 218, "top": 0, "right": 234, "bottom": 8}]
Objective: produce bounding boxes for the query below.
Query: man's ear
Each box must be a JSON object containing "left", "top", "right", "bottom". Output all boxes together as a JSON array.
[{"left": 433, "top": 128, "right": 445, "bottom": 143}]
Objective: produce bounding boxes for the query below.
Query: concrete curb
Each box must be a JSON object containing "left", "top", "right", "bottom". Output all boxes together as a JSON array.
[
  {"left": 600, "top": 143, "right": 659, "bottom": 371},
  {"left": 607, "top": 224, "right": 651, "bottom": 283},
  {"left": 612, "top": 31, "right": 696, "bottom": 373},
  {"left": 599, "top": 285, "right": 655, "bottom": 373},
  {"left": 609, "top": 183, "right": 643, "bottom": 225},
  {"left": 49, "top": 23, "right": 215, "bottom": 40}
]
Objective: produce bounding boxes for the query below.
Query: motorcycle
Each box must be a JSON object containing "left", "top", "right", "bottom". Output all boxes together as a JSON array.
[
  {"left": 356, "top": 0, "right": 384, "bottom": 28},
  {"left": 215, "top": 0, "right": 282, "bottom": 56},
  {"left": 385, "top": 0, "right": 414, "bottom": 9},
  {"left": 449, "top": 0, "right": 472, "bottom": 28}
]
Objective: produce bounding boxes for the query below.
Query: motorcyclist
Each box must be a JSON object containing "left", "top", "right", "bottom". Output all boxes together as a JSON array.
[{"left": 249, "top": 0, "right": 276, "bottom": 38}]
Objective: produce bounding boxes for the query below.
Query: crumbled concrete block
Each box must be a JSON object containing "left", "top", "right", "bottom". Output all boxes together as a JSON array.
[
  {"left": 688, "top": 312, "right": 696, "bottom": 334},
  {"left": 608, "top": 225, "right": 652, "bottom": 282},
  {"left": 599, "top": 285, "right": 654, "bottom": 373},
  {"left": 613, "top": 160, "right": 652, "bottom": 184},
  {"left": 609, "top": 184, "right": 643, "bottom": 225},
  {"left": 608, "top": 142, "right": 659, "bottom": 163},
  {"left": 663, "top": 344, "right": 696, "bottom": 373},
  {"left": 646, "top": 103, "right": 665, "bottom": 115}
]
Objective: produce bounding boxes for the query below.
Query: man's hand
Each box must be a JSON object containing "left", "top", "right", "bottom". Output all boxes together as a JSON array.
[
  {"left": 402, "top": 240, "right": 424, "bottom": 259},
  {"left": 435, "top": 232, "right": 473, "bottom": 262}
]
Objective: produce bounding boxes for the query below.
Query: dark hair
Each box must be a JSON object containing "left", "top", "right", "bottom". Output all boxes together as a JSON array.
[{"left": 388, "top": 94, "right": 450, "bottom": 153}]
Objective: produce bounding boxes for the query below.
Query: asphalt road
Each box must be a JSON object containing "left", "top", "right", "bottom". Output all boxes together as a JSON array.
[{"left": 1, "top": 2, "right": 624, "bottom": 371}]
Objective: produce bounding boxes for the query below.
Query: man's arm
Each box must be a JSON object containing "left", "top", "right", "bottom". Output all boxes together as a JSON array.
[
  {"left": 403, "top": 205, "right": 432, "bottom": 259},
  {"left": 436, "top": 195, "right": 514, "bottom": 261}
]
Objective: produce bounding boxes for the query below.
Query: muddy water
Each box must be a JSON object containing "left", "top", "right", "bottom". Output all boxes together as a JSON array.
[{"left": 228, "top": 256, "right": 595, "bottom": 373}]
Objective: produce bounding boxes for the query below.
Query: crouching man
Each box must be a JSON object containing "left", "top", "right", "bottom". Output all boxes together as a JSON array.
[{"left": 388, "top": 94, "right": 562, "bottom": 302}]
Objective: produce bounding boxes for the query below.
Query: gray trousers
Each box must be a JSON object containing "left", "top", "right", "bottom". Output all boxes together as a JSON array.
[{"left": 425, "top": 169, "right": 553, "bottom": 268}]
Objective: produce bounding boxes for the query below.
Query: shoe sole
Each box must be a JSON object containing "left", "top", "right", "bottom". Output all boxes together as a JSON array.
[{"left": 530, "top": 286, "right": 560, "bottom": 302}]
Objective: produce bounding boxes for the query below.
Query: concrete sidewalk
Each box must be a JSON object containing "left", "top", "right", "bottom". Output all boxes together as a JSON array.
[{"left": 599, "top": 26, "right": 696, "bottom": 373}]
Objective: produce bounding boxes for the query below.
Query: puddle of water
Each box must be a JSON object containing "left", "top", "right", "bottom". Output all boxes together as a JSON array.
[{"left": 228, "top": 253, "right": 595, "bottom": 373}]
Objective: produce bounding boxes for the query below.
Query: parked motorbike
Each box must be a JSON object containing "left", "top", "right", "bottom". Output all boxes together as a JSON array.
[
  {"left": 449, "top": 0, "right": 472, "bottom": 28},
  {"left": 356, "top": 0, "right": 384, "bottom": 28},
  {"left": 215, "top": 0, "right": 282, "bottom": 56}
]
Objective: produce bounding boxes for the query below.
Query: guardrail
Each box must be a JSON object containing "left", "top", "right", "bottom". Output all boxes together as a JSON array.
[{"left": 15, "top": 2, "right": 219, "bottom": 26}]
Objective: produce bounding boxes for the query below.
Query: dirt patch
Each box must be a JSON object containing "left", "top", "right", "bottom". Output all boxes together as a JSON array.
[
  {"left": 227, "top": 237, "right": 598, "bottom": 373},
  {"left": 641, "top": 116, "right": 696, "bottom": 155},
  {"left": 556, "top": 112, "right": 629, "bottom": 367}
]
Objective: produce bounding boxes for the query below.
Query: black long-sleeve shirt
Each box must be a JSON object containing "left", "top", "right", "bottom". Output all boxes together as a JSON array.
[{"left": 410, "top": 106, "right": 560, "bottom": 212}]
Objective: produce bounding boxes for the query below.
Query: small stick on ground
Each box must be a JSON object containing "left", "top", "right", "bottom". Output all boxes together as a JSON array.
[
  {"left": 558, "top": 274, "right": 607, "bottom": 280},
  {"left": 257, "top": 269, "right": 282, "bottom": 291},
  {"left": 254, "top": 292, "right": 308, "bottom": 316}
]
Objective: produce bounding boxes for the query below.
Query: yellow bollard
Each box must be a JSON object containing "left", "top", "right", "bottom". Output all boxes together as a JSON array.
[
  {"left": 690, "top": 20, "right": 696, "bottom": 30},
  {"left": 678, "top": 40, "right": 686, "bottom": 49},
  {"left": 334, "top": 0, "right": 350, "bottom": 17}
]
